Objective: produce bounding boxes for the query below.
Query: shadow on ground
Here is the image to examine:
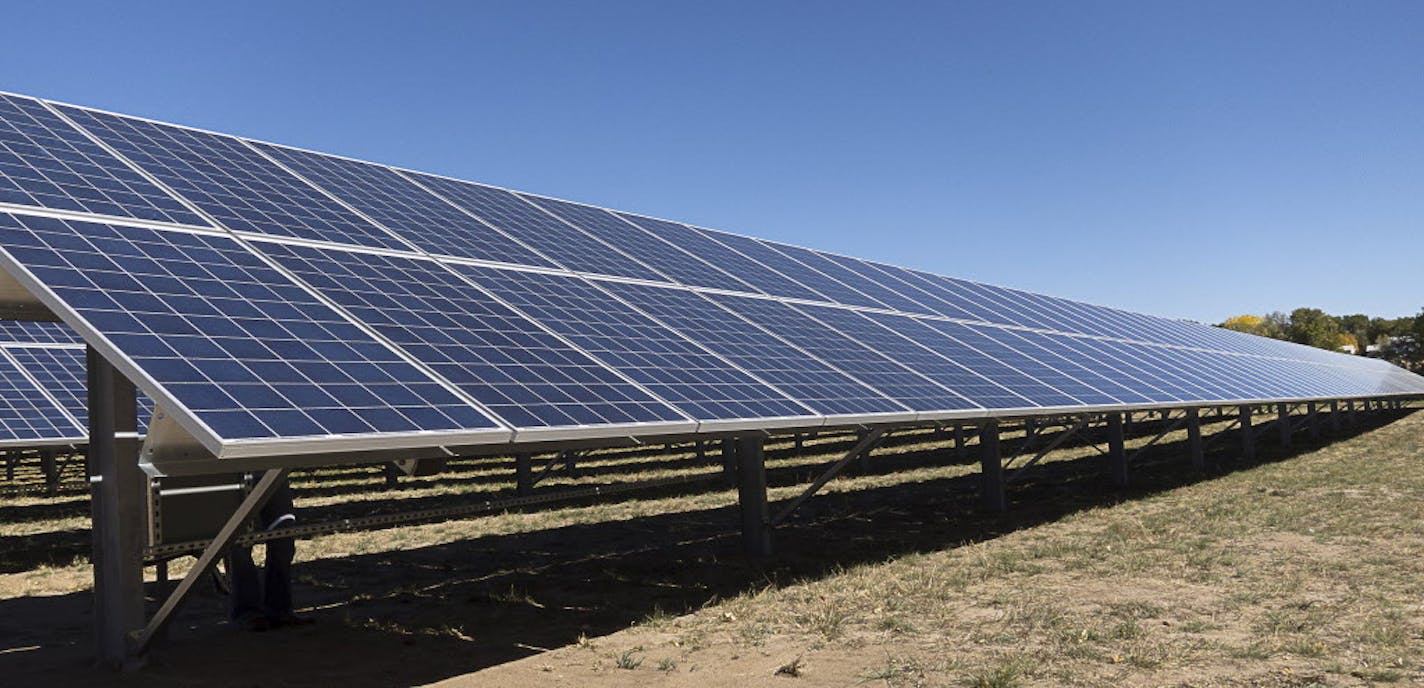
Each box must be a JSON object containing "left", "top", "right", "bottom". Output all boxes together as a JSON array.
[{"left": 0, "top": 410, "right": 1410, "bottom": 687}]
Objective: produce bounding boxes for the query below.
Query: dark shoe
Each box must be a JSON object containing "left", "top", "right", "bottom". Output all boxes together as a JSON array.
[
  {"left": 269, "top": 612, "right": 315, "bottom": 628},
  {"left": 236, "top": 614, "right": 272, "bottom": 633}
]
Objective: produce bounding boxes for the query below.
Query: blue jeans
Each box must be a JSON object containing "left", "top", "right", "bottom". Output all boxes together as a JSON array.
[{"left": 226, "top": 479, "right": 296, "bottom": 622}]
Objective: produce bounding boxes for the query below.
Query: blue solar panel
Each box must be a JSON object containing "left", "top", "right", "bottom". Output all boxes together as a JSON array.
[
  {"left": 0, "top": 351, "right": 83, "bottom": 442},
  {"left": 455, "top": 266, "right": 815, "bottom": 422},
  {"left": 0, "top": 319, "right": 81, "bottom": 344},
  {"left": 867, "top": 313, "right": 1083, "bottom": 408},
  {"left": 522, "top": 195, "right": 761, "bottom": 292},
  {"left": 702, "top": 231, "right": 888, "bottom": 309},
  {"left": 3, "top": 345, "right": 156, "bottom": 433},
  {"left": 0, "top": 94, "right": 205, "bottom": 226},
  {"left": 706, "top": 295, "right": 982, "bottom": 412},
  {"left": 1005, "top": 330, "right": 1176, "bottom": 404},
  {"left": 401, "top": 173, "right": 664, "bottom": 281},
  {"left": 1081, "top": 339, "right": 1236, "bottom": 401},
  {"left": 251, "top": 142, "right": 556, "bottom": 267},
  {"left": 605, "top": 282, "right": 912, "bottom": 418},
  {"left": 615, "top": 213, "right": 827, "bottom": 301},
  {"left": 56, "top": 105, "right": 409, "bottom": 251},
  {"left": 802, "top": 250, "right": 943, "bottom": 314},
  {"left": 937, "top": 322, "right": 1120, "bottom": 406},
  {"left": 258, "top": 243, "right": 687, "bottom": 430},
  {"left": 867, "top": 264, "right": 1019, "bottom": 326},
  {"left": 0, "top": 212, "right": 496, "bottom": 440}
]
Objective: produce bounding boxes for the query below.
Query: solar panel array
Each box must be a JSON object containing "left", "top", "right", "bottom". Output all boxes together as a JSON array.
[
  {"left": 0, "top": 90, "right": 1418, "bottom": 459},
  {"left": 0, "top": 322, "right": 155, "bottom": 446}
]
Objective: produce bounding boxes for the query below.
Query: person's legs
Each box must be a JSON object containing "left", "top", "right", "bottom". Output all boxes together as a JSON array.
[
  {"left": 257, "top": 481, "right": 300, "bottom": 622},
  {"left": 226, "top": 546, "right": 265, "bottom": 629}
]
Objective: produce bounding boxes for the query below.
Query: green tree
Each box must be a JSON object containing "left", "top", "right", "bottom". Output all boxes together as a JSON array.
[
  {"left": 1261, "top": 312, "right": 1290, "bottom": 340},
  {"left": 1287, "top": 308, "right": 1341, "bottom": 350},
  {"left": 1338, "top": 313, "right": 1370, "bottom": 355}
]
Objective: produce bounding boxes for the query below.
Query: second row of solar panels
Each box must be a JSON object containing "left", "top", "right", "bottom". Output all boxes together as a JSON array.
[{"left": 0, "top": 93, "right": 1402, "bottom": 376}]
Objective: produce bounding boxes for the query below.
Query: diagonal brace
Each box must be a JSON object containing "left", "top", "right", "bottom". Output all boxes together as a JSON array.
[
  {"left": 1202, "top": 416, "right": 1244, "bottom": 452},
  {"left": 129, "top": 468, "right": 290, "bottom": 656},
  {"left": 769, "top": 427, "right": 887, "bottom": 527},
  {"left": 531, "top": 450, "right": 580, "bottom": 487},
  {"left": 1006, "top": 417, "right": 1088, "bottom": 485},
  {"left": 1125, "top": 411, "right": 1188, "bottom": 463}
]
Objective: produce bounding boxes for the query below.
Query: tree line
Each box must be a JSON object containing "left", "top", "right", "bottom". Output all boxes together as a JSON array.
[{"left": 1219, "top": 308, "right": 1424, "bottom": 371}]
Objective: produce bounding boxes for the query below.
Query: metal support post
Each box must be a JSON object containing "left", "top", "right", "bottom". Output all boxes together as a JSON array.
[
  {"left": 1307, "top": 403, "right": 1320, "bottom": 441},
  {"left": 1347, "top": 400, "right": 1357, "bottom": 427},
  {"left": 1239, "top": 405, "right": 1255, "bottom": 461},
  {"left": 1187, "top": 408, "right": 1204, "bottom": 471},
  {"left": 41, "top": 449, "right": 58, "bottom": 494},
  {"left": 734, "top": 435, "right": 771, "bottom": 558},
  {"left": 1107, "top": 412, "right": 1128, "bottom": 488},
  {"left": 979, "top": 421, "right": 1005, "bottom": 513},
  {"left": 793, "top": 433, "right": 804, "bottom": 452},
  {"left": 720, "top": 438, "right": 736, "bottom": 487},
  {"left": 514, "top": 453, "right": 533, "bottom": 496},
  {"left": 953, "top": 424, "right": 966, "bottom": 460},
  {"left": 1122, "top": 411, "right": 1134, "bottom": 436},
  {"left": 86, "top": 347, "right": 145, "bottom": 669},
  {"left": 1329, "top": 400, "right": 1341, "bottom": 435},
  {"left": 1278, "top": 404, "right": 1291, "bottom": 447}
]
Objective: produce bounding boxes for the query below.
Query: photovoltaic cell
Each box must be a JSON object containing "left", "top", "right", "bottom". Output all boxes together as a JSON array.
[
  {"left": 704, "top": 231, "right": 888, "bottom": 309},
  {"left": 523, "top": 195, "right": 760, "bottom": 292},
  {"left": 868, "top": 313, "right": 1081, "bottom": 408},
  {"left": 614, "top": 213, "right": 826, "bottom": 301},
  {"left": 56, "top": 105, "right": 408, "bottom": 250},
  {"left": 455, "top": 265, "right": 815, "bottom": 422},
  {"left": 1005, "top": 329, "right": 1174, "bottom": 404},
  {"left": 402, "top": 173, "right": 663, "bottom": 281},
  {"left": 258, "top": 243, "right": 686, "bottom": 429},
  {"left": 707, "top": 294, "right": 981, "bottom": 412},
  {"left": 0, "top": 212, "right": 496, "bottom": 440},
  {"left": 803, "top": 250, "right": 942, "bottom": 314},
  {"left": 605, "top": 281, "right": 911, "bottom": 417},
  {"left": 251, "top": 142, "right": 555, "bottom": 267},
  {"left": 0, "top": 319, "right": 82, "bottom": 344},
  {"left": 946, "top": 323, "right": 1119, "bottom": 405},
  {"left": 3, "top": 345, "right": 156, "bottom": 432},
  {"left": 0, "top": 352, "right": 83, "bottom": 441},
  {"left": 0, "top": 94, "right": 205, "bottom": 226}
]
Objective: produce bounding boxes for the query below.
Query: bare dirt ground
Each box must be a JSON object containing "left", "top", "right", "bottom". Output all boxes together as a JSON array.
[{"left": 1, "top": 409, "right": 1419, "bottom": 687}]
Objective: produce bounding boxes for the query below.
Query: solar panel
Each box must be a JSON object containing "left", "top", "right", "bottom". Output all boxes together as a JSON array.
[
  {"left": 0, "top": 350, "right": 84, "bottom": 443},
  {"left": 455, "top": 266, "right": 817, "bottom": 424},
  {"left": 522, "top": 195, "right": 762, "bottom": 292},
  {"left": 0, "top": 319, "right": 81, "bottom": 344},
  {"left": 801, "top": 249, "right": 944, "bottom": 314},
  {"left": 250, "top": 142, "right": 556, "bottom": 267},
  {"left": 400, "top": 173, "right": 664, "bottom": 281},
  {"left": 0, "top": 212, "right": 500, "bottom": 445},
  {"left": 0, "top": 94, "right": 205, "bottom": 226},
  {"left": 705, "top": 294, "right": 984, "bottom": 413},
  {"left": 604, "top": 281, "right": 914, "bottom": 419},
  {"left": 700, "top": 230, "right": 889, "bottom": 309},
  {"left": 55, "top": 105, "right": 410, "bottom": 251},
  {"left": 3, "top": 344, "right": 156, "bottom": 433},
  {"left": 255, "top": 242, "right": 690, "bottom": 432},
  {"left": 0, "top": 91, "right": 1415, "bottom": 464},
  {"left": 613, "top": 213, "right": 827, "bottom": 301},
  {"left": 823, "top": 307, "right": 1083, "bottom": 409}
]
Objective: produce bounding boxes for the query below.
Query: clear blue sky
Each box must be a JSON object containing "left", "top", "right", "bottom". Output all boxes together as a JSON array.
[{"left": 3, "top": 1, "right": 1420, "bottom": 324}]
